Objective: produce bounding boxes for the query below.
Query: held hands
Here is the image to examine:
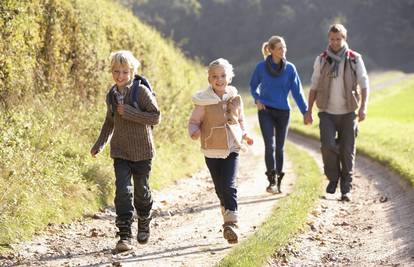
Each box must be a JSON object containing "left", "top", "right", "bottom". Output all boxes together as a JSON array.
[{"left": 304, "top": 111, "right": 313, "bottom": 125}]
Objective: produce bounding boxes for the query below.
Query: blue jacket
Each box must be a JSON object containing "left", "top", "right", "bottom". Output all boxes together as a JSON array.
[{"left": 250, "top": 59, "right": 308, "bottom": 114}]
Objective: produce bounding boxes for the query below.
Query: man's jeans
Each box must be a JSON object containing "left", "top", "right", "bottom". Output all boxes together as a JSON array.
[
  {"left": 205, "top": 152, "right": 239, "bottom": 212},
  {"left": 318, "top": 112, "right": 357, "bottom": 194},
  {"left": 258, "top": 108, "right": 290, "bottom": 174},
  {"left": 114, "top": 158, "right": 153, "bottom": 227}
]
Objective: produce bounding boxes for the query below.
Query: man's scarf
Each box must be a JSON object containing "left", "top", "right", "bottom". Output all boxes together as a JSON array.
[
  {"left": 326, "top": 43, "right": 349, "bottom": 78},
  {"left": 265, "top": 55, "right": 286, "bottom": 77}
]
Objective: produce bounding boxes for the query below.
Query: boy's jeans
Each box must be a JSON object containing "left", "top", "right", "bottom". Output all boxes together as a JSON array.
[
  {"left": 114, "top": 158, "right": 153, "bottom": 228},
  {"left": 205, "top": 152, "right": 239, "bottom": 212},
  {"left": 258, "top": 108, "right": 290, "bottom": 174},
  {"left": 318, "top": 112, "right": 357, "bottom": 194}
]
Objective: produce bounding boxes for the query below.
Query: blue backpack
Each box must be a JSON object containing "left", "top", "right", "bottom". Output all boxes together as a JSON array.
[{"left": 107, "top": 74, "right": 155, "bottom": 117}]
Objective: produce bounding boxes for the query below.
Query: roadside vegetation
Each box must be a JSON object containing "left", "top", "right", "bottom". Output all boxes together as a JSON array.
[
  {"left": 0, "top": 0, "right": 205, "bottom": 247},
  {"left": 218, "top": 142, "right": 323, "bottom": 266}
]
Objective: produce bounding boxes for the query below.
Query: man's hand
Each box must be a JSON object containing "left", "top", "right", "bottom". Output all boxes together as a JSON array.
[{"left": 358, "top": 106, "right": 367, "bottom": 122}]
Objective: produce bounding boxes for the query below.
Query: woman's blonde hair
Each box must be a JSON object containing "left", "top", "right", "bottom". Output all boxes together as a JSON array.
[
  {"left": 110, "top": 50, "right": 140, "bottom": 75},
  {"left": 261, "top": 36, "right": 285, "bottom": 59},
  {"left": 208, "top": 58, "right": 235, "bottom": 81}
]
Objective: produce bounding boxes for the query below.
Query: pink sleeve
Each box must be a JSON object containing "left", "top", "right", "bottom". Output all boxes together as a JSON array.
[
  {"left": 188, "top": 105, "right": 204, "bottom": 137},
  {"left": 238, "top": 97, "right": 246, "bottom": 134}
]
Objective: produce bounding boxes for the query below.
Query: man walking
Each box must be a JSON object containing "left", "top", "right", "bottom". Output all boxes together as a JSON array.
[{"left": 304, "top": 23, "right": 369, "bottom": 201}]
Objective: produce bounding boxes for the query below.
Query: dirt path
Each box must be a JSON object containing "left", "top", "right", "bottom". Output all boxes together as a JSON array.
[
  {"left": 0, "top": 117, "right": 297, "bottom": 267},
  {"left": 2, "top": 93, "right": 414, "bottom": 266},
  {"left": 267, "top": 132, "right": 414, "bottom": 266}
]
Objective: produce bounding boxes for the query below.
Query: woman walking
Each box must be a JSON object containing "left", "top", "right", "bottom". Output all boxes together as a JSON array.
[{"left": 250, "top": 36, "right": 308, "bottom": 193}]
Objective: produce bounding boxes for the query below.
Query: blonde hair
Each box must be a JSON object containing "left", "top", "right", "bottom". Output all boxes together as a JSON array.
[
  {"left": 328, "top": 23, "right": 347, "bottom": 39},
  {"left": 261, "top": 36, "right": 285, "bottom": 59},
  {"left": 208, "top": 58, "right": 235, "bottom": 81},
  {"left": 110, "top": 50, "right": 140, "bottom": 75}
]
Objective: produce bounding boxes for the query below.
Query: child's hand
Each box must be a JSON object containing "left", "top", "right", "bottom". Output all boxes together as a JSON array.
[
  {"left": 191, "top": 129, "right": 201, "bottom": 140},
  {"left": 243, "top": 134, "right": 254, "bottom": 145},
  {"left": 117, "top": 104, "right": 125, "bottom": 116},
  {"left": 90, "top": 148, "right": 99, "bottom": 158}
]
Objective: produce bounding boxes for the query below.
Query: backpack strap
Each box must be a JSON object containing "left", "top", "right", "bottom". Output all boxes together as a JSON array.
[
  {"left": 106, "top": 85, "right": 117, "bottom": 117},
  {"left": 346, "top": 49, "right": 357, "bottom": 74},
  {"left": 131, "top": 75, "right": 155, "bottom": 109}
]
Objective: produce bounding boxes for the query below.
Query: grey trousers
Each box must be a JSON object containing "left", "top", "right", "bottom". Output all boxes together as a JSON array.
[{"left": 318, "top": 112, "right": 357, "bottom": 194}]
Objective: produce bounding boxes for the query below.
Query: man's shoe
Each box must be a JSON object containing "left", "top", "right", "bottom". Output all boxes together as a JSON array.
[
  {"left": 137, "top": 215, "right": 152, "bottom": 244},
  {"left": 115, "top": 235, "right": 133, "bottom": 252},
  {"left": 341, "top": 193, "right": 351, "bottom": 202},
  {"left": 223, "top": 222, "right": 238, "bottom": 244},
  {"left": 326, "top": 181, "right": 338, "bottom": 194}
]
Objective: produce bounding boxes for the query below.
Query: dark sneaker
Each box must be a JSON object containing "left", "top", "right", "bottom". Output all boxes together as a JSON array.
[
  {"left": 137, "top": 215, "right": 152, "bottom": 244},
  {"left": 276, "top": 172, "right": 285, "bottom": 193},
  {"left": 115, "top": 236, "right": 133, "bottom": 252},
  {"left": 326, "top": 181, "right": 338, "bottom": 194},
  {"left": 223, "top": 222, "right": 238, "bottom": 244},
  {"left": 341, "top": 193, "right": 351, "bottom": 202}
]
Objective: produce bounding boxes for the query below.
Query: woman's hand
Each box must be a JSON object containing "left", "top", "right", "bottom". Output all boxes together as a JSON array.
[{"left": 256, "top": 100, "right": 266, "bottom": 111}]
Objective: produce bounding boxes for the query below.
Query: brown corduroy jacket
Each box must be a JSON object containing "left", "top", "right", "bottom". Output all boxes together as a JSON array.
[{"left": 92, "top": 83, "right": 160, "bottom": 161}]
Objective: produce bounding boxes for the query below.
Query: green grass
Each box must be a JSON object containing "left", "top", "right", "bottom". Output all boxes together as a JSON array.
[
  {"left": 218, "top": 142, "right": 322, "bottom": 267},
  {"left": 290, "top": 73, "right": 414, "bottom": 186}
]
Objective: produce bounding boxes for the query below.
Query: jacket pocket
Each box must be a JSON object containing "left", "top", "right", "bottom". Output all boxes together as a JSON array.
[{"left": 204, "top": 127, "right": 228, "bottom": 149}]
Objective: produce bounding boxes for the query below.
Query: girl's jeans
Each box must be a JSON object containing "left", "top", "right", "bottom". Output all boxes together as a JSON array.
[
  {"left": 258, "top": 108, "right": 290, "bottom": 174},
  {"left": 113, "top": 158, "right": 153, "bottom": 228},
  {"left": 205, "top": 152, "right": 239, "bottom": 212}
]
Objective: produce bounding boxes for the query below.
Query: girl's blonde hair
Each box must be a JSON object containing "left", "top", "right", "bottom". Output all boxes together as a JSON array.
[
  {"left": 261, "top": 36, "right": 285, "bottom": 59},
  {"left": 208, "top": 58, "right": 235, "bottom": 81},
  {"left": 110, "top": 50, "right": 140, "bottom": 75}
]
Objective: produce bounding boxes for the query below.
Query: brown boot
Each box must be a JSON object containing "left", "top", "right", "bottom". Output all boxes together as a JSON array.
[{"left": 223, "top": 222, "right": 239, "bottom": 244}]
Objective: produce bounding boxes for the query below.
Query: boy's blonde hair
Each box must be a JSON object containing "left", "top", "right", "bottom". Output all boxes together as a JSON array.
[
  {"left": 110, "top": 50, "right": 140, "bottom": 75},
  {"left": 328, "top": 23, "right": 347, "bottom": 39},
  {"left": 208, "top": 58, "right": 235, "bottom": 81},
  {"left": 262, "top": 36, "right": 285, "bottom": 59}
]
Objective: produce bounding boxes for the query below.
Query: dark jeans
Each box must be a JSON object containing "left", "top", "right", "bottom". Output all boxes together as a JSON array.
[
  {"left": 318, "top": 112, "right": 357, "bottom": 194},
  {"left": 258, "top": 108, "right": 290, "bottom": 174},
  {"left": 113, "top": 158, "right": 153, "bottom": 228},
  {"left": 205, "top": 152, "right": 239, "bottom": 212}
]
